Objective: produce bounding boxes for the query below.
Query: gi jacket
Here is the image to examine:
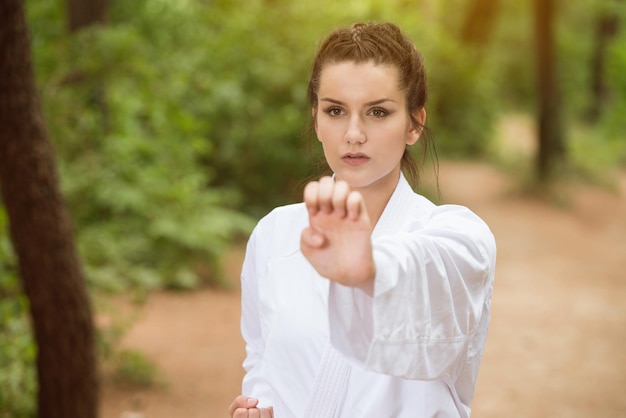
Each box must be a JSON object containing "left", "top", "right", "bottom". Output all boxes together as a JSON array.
[{"left": 240, "top": 174, "right": 496, "bottom": 417}]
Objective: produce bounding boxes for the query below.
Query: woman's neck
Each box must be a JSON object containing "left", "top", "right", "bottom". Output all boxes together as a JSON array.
[{"left": 356, "top": 172, "right": 400, "bottom": 227}]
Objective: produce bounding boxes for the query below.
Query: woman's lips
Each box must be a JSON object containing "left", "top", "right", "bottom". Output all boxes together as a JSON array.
[{"left": 342, "top": 153, "right": 370, "bottom": 166}]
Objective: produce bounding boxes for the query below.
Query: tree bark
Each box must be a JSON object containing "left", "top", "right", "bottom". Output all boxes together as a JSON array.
[
  {"left": 0, "top": 1, "right": 99, "bottom": 417},
  {"left": 67, "top": 0, "right": 108, "bottom": 32},
  {"left": 534, "top": 0, "right": 566, "bottom": 181}
]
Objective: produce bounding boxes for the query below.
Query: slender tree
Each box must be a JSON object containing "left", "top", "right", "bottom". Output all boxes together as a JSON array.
[
  {"left": 0, "top": 1, "right": 99, "bottom": 417},
  {"left": 587, "top": 0, "right": 621, "bottom": 122},
  {"left": 534, "top": 0, "right": 566, "bottom": 181}
]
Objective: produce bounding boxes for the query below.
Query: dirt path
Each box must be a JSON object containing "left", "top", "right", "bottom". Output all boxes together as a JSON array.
[{"left": 99, "top": 159, "right": 626, "bottom": 418}]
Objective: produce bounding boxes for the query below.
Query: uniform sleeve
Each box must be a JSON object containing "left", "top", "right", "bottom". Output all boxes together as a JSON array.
[
  {"left": 240, "top": 224, "right": 274, "bottom": 408},
  {"left": 328, "top": 205, "right": 496, "bottom": 381}
]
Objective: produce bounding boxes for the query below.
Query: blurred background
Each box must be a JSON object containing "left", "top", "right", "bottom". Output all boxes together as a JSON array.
[{"left": 1, "top": 0, "right": 625, "bottom": 416}]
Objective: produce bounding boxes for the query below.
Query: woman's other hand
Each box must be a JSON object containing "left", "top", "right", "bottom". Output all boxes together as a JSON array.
[{"left": 228, "top": 396, "right": 274, "bottom": 418}]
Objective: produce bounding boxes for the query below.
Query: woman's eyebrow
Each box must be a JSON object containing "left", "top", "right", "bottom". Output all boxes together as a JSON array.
[
  {"left": 320, "top": 98, "right": 396, "bottom": 106},
  {"left": 364, "top": 98, "right": 396, "bottom": 106},
  {"left": 320, "top": 98, "right": 345, "bottom": 105}
]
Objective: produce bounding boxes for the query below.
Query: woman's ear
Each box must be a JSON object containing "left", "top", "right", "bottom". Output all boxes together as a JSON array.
[{"left": 406, "top": 108, "right": 427, "bottom": 145}]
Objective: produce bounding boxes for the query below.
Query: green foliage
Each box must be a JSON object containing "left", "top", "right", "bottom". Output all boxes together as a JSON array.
[
  {"left": 423, "top": 32, "right": 499, "bottom": 156},
  {"left": 568, "top": 124, "right": 626, "bottom": 185},
  {"left": 0, "top": 209, "right": 37, "bottom": 418},
  {"left": 490, "top": 1, "right": 535, "bottom": 109},
  {"left": 199, "top": 1, "right": 319, "bottom": 214},
  {"left": 0, "top": 297, "right": 37, "bottom": 418},
  {"left": 28, "top": 1, "right": 256, "bottom": 292},
  {"left": 602, "top": 17, "right": 626, "bottom": 152},
  {"left": 482, "top": 0, "right": 626, "bottom": 171},
  {"left": 557, "top": 1, "right": 626, "bottom": 168},
  {"left": 112, "top": 349, "right": 162, "bottom": 388}
]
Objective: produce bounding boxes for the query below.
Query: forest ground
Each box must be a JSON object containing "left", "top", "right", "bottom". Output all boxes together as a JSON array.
[{"left": 98, "top": 116, "right": 626, "bottom": 418}]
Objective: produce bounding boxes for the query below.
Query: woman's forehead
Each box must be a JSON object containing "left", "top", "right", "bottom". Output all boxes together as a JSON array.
[{"left": 318, "top": 61, "right": 403, "bottom": 101}]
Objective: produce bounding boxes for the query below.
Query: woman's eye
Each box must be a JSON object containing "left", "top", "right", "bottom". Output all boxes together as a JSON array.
[
  {"left": 370, "top": 108, "right": 388, "bottom": 118},
  {"left": 324, "top": 107, "right": 343, "bottom": 117}
]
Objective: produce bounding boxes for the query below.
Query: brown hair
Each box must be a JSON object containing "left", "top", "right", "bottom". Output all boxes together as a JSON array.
[{"left": 307, "top": 22, "right": 435, "bottom": 188}]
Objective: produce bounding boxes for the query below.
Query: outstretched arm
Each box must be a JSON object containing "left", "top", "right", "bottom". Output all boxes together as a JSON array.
[{"left": 300, "top": 176, "right": 375, "bottom": 294}]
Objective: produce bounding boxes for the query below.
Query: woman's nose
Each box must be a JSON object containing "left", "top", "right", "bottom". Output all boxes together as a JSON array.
[{"left": 344, "top": 115, "right": 366, "bottom": 144}]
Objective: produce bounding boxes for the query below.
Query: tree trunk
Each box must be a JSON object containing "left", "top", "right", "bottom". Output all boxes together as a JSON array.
[
  {"left": 534, "top": 0, "right": 566, "bottom": 181},
  {"left": 0, "top": 1, "right": 99, "bottom": 417},
  {"left": 587, "top": 3, "right": 621, "bottom": 122},
  {"left": 67, "top": 0, "right": 108, "bottom": 32}
]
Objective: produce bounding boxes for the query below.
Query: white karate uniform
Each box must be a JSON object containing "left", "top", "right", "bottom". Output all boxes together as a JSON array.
[{"left": 240, "top": 174, "right": 496, "bottom": 417}]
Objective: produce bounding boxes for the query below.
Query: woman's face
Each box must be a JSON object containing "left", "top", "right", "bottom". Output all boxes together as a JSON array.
[{"left": 314, "top": 61, "right": 425, "bottom": 193}]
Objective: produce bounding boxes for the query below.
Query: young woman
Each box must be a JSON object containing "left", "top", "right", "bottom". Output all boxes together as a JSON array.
[{"left": 229, "top": 22, "right": 496, "bottom": 418}]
